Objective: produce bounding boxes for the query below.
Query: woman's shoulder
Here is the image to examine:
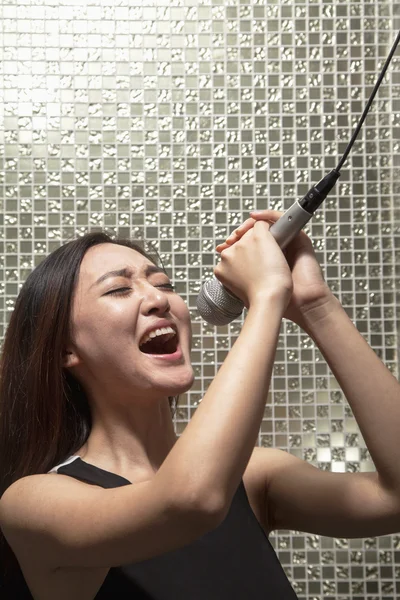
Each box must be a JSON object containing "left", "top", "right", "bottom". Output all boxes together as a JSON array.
[{"left": 0, "top": 471, "right": 97, "bottom": 535}]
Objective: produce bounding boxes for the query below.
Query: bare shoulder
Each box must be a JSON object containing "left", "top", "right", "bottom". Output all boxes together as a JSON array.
[
  {"left": 0, "top": 472, "right": 108, "bottom": 569},
  {"left": 0, "top": 475, "right": 110, "bottom": 600},
  {"left": 1, "top": 471, "right": 98, "bottom": 509},
  {"left": 1, "top": 472, "right": 91, "bottom": 517},
  {"left": 0, "top": 473, "right": 97, "bottom": 544}
]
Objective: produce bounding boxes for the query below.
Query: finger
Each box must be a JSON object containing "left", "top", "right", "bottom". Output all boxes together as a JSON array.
[
  {"left": 215, "top": 218, "right": 256, "bottom": 252},
  {"left": 216, "top": 234, "right": 248, "bottom": 252},
  {"left": 216, "top": 212, "right": 281, "bottom": 252},
  {"left": 227, "top": 218, "right": 256, "bottom": 240},
  {"left": 224, "top": 212, "right": 279, "bottom": 242},
  {"left": 249, "top": 209, "right": 284, "bottom": 222}
]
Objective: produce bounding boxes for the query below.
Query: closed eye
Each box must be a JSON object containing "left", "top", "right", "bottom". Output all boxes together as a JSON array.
[{"left": 106, "top": 284, "right": 175, "bottom": 297}]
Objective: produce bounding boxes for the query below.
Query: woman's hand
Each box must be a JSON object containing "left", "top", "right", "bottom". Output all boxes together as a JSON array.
[
  {"left": 216, "top": 210, "right": 334, "bottom": 328},
  {"left": 214, "top": 220, "right": 293, "bottom": 311}
]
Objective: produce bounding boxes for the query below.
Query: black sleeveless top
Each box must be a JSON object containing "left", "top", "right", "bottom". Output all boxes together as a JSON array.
[{"left": 46, "top": 455, "right": 299, "bottom": 599}]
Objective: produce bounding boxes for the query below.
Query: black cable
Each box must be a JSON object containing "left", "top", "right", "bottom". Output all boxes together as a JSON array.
[
  {"left": 336, "top": 29, "right": 400, "bottom": 172},
  {"left": 298, "top": 30, "right": 400, "bottom": 215}
]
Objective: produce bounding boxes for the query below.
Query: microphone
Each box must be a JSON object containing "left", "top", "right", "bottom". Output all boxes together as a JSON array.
[{"left": 196, "top": 30, "right": 400, "bottom": 327}]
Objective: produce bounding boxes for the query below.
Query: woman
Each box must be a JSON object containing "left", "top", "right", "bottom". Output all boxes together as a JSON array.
[{"left": 1, "top": 210, "right": 399, "bottom": 600}]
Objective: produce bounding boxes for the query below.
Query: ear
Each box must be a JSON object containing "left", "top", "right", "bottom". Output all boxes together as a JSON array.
[{"left": 62, "top": 348, "right": 81, "bottom": 369}]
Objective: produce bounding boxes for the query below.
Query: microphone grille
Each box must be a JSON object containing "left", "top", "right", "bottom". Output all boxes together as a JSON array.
[{"left": 196, "top": 278, "right": 244, "bottom": 326}]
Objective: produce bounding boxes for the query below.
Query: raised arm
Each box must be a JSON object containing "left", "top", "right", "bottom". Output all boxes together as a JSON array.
[
  {"left": 218, "top": 208, "right": 400, "bottom": 493},
  {"left": 158, "top": 220, "right": 293, "bottom": 512},
  {"left": 216, "top": 209, "right": 400, "bottom": 537},
  {"left": 252, "top": 295, "right": 400, "bottom": 539},
  {"left": 301, "top": 294, "right": 400, "bottom": 492}
]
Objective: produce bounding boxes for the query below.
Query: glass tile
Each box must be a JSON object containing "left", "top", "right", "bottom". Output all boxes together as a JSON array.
[{"left": 1, "top": 2, "right": 399, "bottom": 598}]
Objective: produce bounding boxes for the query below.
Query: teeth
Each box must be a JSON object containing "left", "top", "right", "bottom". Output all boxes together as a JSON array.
[{"left": 140, "top": 326, "right": 176, "bottom": 347}]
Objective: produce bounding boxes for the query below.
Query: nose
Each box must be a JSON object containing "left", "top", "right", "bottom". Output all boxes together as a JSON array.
[{"left": 138, "top": 282, "right": 171, "bottom": 314}]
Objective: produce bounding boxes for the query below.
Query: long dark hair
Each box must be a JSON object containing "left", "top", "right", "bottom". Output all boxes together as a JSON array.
[{"left": 0, "top": 231, "right": 180, "bottom": 587}]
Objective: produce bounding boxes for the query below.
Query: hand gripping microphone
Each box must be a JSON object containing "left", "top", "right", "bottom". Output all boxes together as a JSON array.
[{"left": 197, "top": 30, "right": 400, "bottom": 326}]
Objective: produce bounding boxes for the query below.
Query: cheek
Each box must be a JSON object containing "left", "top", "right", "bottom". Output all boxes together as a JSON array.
[
  {"left": 71, "top": 309, "right": 132, "bottom": 361},
  {"left": 174, "top": 301, "right": 192, "bottom": 346},
  {"left": 188, "top": 319, "right": 193, "bottom": 352}
]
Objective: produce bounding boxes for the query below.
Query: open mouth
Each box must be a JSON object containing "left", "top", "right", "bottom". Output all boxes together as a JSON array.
[{"left": 139, "top": 332, "right": 179, "bottom": 355}]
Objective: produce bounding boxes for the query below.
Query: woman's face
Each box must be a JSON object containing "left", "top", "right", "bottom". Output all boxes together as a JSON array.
[{"left": 65, "top": 243, "right": 194, "bottom": 403}]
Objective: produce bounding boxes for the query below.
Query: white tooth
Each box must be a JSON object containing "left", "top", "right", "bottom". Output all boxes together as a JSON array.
[
  {"left": 140, "top": 326, "right": 175, "bottom": 347},
  {"left": 163, "top": 327, "right": 175, "bottom": 337}
]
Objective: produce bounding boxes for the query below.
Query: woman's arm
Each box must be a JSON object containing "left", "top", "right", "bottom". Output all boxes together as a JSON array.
[
  {"left": 300, "top": 292, "right": 400, "bottom": 492},
  {"left": 257, "top": 292, "right": 400, "bottom": 538},
  {"left": 159, "top": 221, "right": 293, "bottom": 516},
  {"left": 160, "top": 298, "right": 285, "bottom": 515},
  {"left": 216, "top": 210, "right": 400, "bottom": 535}
]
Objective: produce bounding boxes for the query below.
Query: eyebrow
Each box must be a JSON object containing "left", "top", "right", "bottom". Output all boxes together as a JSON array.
[{"left": 90, "top": 265, "right": 168, "bottom": 290}]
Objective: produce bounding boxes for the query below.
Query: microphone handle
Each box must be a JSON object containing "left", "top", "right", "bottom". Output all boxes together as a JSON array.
[{"left": 268, "top": 199, "right": 313, "bottom": 250}]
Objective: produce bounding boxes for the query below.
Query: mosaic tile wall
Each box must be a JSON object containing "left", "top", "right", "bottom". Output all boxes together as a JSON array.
[{"left": 0, "top": 0, "right": 399, "bottom": 598}]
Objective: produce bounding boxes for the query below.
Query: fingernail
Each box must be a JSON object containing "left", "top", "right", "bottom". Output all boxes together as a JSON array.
[{"left": 250, "top": 211, "right": 263, "bottom": 215}]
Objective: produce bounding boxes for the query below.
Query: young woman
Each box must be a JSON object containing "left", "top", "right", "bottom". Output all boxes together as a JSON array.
[{"left": 0, "top": 210, "right": 399, "bottom": 600}]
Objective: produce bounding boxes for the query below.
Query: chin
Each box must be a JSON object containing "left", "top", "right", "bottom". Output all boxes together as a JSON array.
[{"left": 166, "top": 368, "right": 195, "bottom": 395}]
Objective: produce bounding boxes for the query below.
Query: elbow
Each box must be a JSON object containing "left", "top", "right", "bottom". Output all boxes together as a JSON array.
[
  {"left": 197, "top": 491, "right": 228, "bottom": 526},
  {"left": 172, "top": 484, "right": 227, "bottom": 529}
]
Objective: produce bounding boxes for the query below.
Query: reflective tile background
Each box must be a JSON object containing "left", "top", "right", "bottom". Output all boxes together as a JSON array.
[{"left": 0, "top": 0, "right": 399, "bottom": 598}]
